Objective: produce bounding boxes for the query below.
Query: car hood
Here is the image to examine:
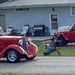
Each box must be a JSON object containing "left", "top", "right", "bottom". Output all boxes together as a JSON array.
[
  {"left": 0, "top": 36, "right": 24, "bottom": 40},
  {"left": 58, "top": 26, "right": 69, "bottom": 30},
  {"left": 57, "top": 29, "right": 70, "bottom": 33}
]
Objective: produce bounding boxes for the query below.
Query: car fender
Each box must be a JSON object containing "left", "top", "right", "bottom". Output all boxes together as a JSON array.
[
  {"left": 0, "top": 44, "right": 28, "bottom": 58},
  {"left": 5, "top": 44, "right": 28, "bottom": 54},
  {"left": 60, "top": 33, "right": 68, "bottom": 41},
  {"left": 28, "top": 42, "right": 38, "bottom": 56}
]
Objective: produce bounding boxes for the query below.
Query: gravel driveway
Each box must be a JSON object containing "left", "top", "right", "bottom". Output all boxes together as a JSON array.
[{"left": 0, "top": 56, "right": 75, "bottom": 75}]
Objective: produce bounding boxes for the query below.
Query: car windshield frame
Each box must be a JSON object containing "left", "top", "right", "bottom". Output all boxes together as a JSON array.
[{"left": 68, "top": 24, "right": 75, "bottom": 29}]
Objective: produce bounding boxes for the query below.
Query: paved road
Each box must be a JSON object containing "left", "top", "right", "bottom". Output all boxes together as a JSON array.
[{"left": 0, "top": 56, "right": 75, "bottom": 74}]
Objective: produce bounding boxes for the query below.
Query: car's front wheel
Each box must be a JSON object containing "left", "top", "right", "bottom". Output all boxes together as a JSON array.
[{"left": 6, "top": 49, "right": 20, "bottom": 63}]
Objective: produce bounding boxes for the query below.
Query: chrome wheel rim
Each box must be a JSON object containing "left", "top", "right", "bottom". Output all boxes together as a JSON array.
[{"left": 8, "top": 51, "right": 17, "bottom": 62}]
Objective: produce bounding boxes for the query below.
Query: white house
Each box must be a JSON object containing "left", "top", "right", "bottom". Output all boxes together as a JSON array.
[{"left": 0, "top": 0, "right": 75, "bottom": 35}]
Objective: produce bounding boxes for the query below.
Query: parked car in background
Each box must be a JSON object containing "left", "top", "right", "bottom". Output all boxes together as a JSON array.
[
  {"left": 55, "top": 23, "right": 75, "bottom": 46},
  {"left": 0, "top": 26, "right": 38, "bottom": 63}
]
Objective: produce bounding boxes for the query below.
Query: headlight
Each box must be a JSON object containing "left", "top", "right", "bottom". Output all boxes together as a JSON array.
[
  {"left": 28, "top": 38, "right": 32, "bottom": 43},
  {"left": 19, "top": 39, "right": 23, "bottom": 46}
]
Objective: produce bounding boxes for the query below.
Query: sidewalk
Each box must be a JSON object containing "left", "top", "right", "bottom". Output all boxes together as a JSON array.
[{"left": 27, "top": 36, "right": 52, "bottom": 40}]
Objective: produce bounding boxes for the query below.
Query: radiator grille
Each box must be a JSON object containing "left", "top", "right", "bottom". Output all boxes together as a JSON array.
[{"left": 22, "top": 37, "right": 29, "bottom": 54}]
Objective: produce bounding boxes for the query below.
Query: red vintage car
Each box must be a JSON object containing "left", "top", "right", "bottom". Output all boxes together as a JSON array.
[
  {"left": 0, "top": 27, "right": 38, "bottom": 63},
  {"left": 55, "top": 23, "right": 75, "bottom": 46}
]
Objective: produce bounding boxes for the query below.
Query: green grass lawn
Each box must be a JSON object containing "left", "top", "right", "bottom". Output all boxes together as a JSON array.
[
  {"left": 33, "top": 40, "right": 75, "bottom": 56},
  {"left": 0, "top": 73, "right": 49, "bottom": 75},
  {"left": 0, "top": 73, "right": 37, "bottom": 75},
  {"left": 0, "top": 73, "right": 55, "bottom": 75}
]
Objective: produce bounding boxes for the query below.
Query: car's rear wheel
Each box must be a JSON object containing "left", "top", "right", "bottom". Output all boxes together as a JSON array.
[
  {"left": 6, "top": 49, "right": 20, "bottom": 63},
  {"left": 60, "top": 36, "right": 68, "bottom": 46}
]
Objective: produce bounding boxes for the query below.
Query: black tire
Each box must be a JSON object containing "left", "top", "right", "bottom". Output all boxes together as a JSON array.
[
  {"left": 6, "top": 49, "right": 20, "bottom": 63},
  {"left": 60, "top": 36, "right": 68, "bottom": 46}
]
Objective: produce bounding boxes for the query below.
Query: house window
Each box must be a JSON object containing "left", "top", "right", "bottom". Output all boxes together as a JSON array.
[
  {"left": 71, "top": 7, "right": 75, "bottom": 16},
  {"left": 51, "top": 14, "right": 58, "bottom": 29},
  {"left": 16, "top": 8, "right": 30, "bottom": 12}
]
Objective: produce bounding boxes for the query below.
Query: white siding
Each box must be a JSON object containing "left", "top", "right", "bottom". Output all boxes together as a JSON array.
[
  {"left": 0, "top": 10, "right": 6, "bottom": 31},
  {"left": 5, "top": 6, "right": 75, "bottom": 35}
]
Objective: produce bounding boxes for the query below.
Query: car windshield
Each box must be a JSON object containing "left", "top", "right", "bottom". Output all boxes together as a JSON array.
[
  {"left": 0, "top": 27, "right": 4, "bottom": 35},
  {"left": 58, "top": 26, "right": 69, "bottom": 30},
  {"left": 58, "top": 24, "right": 75, "bottom": 30}
]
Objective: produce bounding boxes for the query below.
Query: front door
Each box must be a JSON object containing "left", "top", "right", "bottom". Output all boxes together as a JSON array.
[{"left": 50, "top": 13, "right": 58, "bottom": 35}]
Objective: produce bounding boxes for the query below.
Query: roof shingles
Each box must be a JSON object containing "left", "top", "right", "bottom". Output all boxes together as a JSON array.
[{"left": 0, "top": 0, "right": 75, "bottom": 8}]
